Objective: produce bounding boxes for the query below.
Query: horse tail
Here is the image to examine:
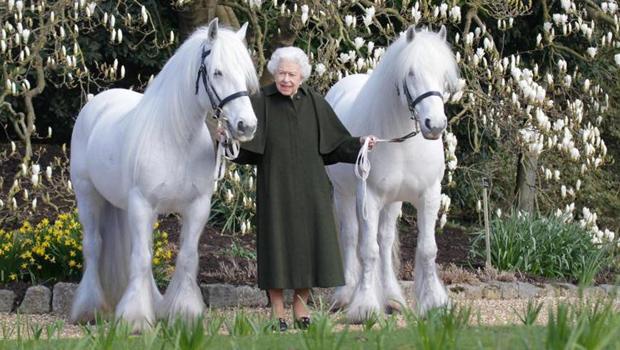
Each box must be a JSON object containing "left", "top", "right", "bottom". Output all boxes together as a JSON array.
[{"left": 98, "top": 202, "right": 131, "bottom": 309}]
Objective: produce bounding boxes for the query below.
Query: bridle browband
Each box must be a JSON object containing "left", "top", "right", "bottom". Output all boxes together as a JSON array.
[{"left": 194, "top": 47, "right": 249, "bottom": 119}]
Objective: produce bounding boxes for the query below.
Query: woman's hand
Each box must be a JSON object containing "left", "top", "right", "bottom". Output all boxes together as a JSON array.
[
  {"left": 360, "top": 135, "right": 378, "bottom": 150},
  {"left": 216, "top": 126, "right": 227, "bottom": 142}
]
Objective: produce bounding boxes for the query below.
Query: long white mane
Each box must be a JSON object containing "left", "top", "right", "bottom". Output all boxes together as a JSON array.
[
  {"left": 122, "top": 26, "right": 259, "bottom": 182},
  {"left": 347, "top": 29, "right": 459, "bottom": 137}
]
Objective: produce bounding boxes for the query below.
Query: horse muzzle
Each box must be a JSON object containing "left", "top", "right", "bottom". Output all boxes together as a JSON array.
[
  {"left": 229, "top": 119, "right": 257, "bottom": 142},
  {"left": 421, "top": 117, "right": 446, "bottom": 140}
]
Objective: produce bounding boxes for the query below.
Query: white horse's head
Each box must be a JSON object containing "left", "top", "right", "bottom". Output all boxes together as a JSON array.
[
  {"left": 396, "top": 26, "right": 459, "bottom": 140},
  {"left": 194, "top": 19, "right": 259, "bottom": 141}
]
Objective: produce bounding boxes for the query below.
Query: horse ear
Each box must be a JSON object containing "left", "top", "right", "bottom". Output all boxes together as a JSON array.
[
  {"left": 438, "top": 25, "right": 447, "bottom": 41},
  {"left": 406, "top": 26, "right": 416, "bottom": 43},
  {"left": 237, "top": 22, "right": 249, "bottom": 40},
  {"left": 207, "top": 17, "right": 219, "bottom": 42}
]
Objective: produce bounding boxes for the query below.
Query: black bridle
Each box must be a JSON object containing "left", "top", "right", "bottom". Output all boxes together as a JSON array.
[
  {"left": 194, "top": 47, "right": 249, "bottom": 119},
  {"left": 402, "top": 80, "right": 443, "bottom": 120},
  {"left": 389, "top": 80, "right": 443, "bottom": 143}
]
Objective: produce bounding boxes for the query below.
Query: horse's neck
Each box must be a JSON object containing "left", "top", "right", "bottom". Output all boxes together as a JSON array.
[
  {"left": 352, "top": 78, "right": 413, "bottom": 139},
  {"left": 122, "top": 89, "right": 209, "bottom": 168},
  {"left": 151, "top": 93, "right": 205, "bottom": 144}
]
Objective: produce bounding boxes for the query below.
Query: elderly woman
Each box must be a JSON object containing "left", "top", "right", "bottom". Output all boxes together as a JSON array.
[{"left": 230, "top": 47, "right": 376, "bottom": 331}]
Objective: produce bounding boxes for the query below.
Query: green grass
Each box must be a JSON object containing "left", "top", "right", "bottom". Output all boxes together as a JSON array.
[
  {"left": 0, "top": 326, "right": 548, "bottom": 350},
  {"left": 0, "top": 299, "right": 618, "bottom": 349}
]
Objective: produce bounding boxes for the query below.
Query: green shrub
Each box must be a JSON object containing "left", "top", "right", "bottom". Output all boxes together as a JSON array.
[
  {"left": 209, "top": 163, "right": 256, "bottom": 235},
  {"left": 471, "top": 213, "right": 616, "bottom": 283}
]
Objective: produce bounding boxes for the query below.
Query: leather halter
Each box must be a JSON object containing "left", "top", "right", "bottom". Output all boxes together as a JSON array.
[
  {"left": 194, "top": 47, "right": 249, "bottom": 119},
  {"left": 402, "top": 80, "right": 443, "bottom": 120},
  {"left": 389, "top": 80, "right": 443, "bottom": 143}
]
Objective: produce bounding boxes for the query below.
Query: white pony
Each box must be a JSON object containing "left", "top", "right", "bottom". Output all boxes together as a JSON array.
[
  {"left": 69, "top": 19, "right": 259, "bottom": 331},
  {"left": 326, "top": 26, "right": 460, "bottom": 322}
]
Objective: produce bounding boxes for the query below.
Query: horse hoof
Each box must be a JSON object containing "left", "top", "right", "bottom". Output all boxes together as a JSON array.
[
  {"left": 385, "top": 300, "right": 405, "bottom": 315},
  {"left": 330, "top": 304, "right": 345, "bottom": 313}
]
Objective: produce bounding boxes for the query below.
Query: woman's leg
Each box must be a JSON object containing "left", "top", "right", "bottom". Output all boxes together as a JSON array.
[
  {"left": 269, "top": 289, "right": 286, "bottom": 319},
  {"left": 293, "top": 288, "right": 310, "bottom": 319}
]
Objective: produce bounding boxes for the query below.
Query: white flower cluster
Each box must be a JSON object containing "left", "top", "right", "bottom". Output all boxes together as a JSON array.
[
  {"left": 444, "top": 132, "right": 458, "bottom": 171},
  {"left": 438, "top": 193, "right": 452, "bottom": 228},
  {"left": 579, "top": 207, "right": 616, "bottom": 246}
]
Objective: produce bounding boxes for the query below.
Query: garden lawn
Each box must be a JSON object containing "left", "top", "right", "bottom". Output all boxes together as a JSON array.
[{"left": 0, "top": 326, "right": 550, "bottom": 350}]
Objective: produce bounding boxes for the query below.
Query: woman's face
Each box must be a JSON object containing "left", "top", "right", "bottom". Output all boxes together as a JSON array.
[{"left": 275, "top": 59, "right": 303, "bottom": 96}]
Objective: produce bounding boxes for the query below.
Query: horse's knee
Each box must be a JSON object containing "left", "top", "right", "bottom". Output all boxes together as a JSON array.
[
  {"left": 360, "top": 243, "right": 380, "bottom": 264},
  {"left": 340, "top": 225, "right": 358, "bottom": 244},
  {"left": 416, "top": 244, "right": 438, "bottom": 263}
]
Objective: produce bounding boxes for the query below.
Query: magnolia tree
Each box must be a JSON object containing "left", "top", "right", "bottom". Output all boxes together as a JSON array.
[
  {"left": 207, "top": 0, "right": 618, "bottom": 241},
  {"left": 0, "top": 0, "right": 174, "bottom": 160},
  {"left": 0, "top": 0, "right": 179, "bottom": 226}
]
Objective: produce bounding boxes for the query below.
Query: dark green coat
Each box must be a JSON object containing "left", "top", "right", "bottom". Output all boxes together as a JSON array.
[{"left": 234, "top": 83, "right": 361, "bottom": 289}]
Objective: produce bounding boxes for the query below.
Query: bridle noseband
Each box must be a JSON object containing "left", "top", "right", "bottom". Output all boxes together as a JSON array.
[
  {"left": 195, "top": 47, "right": 249, "bottom": 119},
  {"left": 401, "top": 80, "right": 443, "bottom": 120}
]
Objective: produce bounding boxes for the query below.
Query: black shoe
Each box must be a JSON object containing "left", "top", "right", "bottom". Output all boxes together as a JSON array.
[
  {"left": 277, "top": 318, "right": 288, "bottom": 332},
  {"left": 294, "top": 316, "right": 311, "bottom": 330}
]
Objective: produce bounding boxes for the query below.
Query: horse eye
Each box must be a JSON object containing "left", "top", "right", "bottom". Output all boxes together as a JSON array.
[{"left": 214, "top": 69, "right": 223, "bottom": 77}]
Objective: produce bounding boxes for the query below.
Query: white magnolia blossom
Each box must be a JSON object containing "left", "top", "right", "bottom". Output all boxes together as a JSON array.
[
  {"left": 440, "top": 193, "right": 451, "bottom": 213},
  {"left": 552, "top": 13, "right": 568, "bottom": 25},
  {"left": 31, "top": 174, "right": 39, "bottom": 187},
  {"left": 300, "top": 4, "right": 309, "bottom": 25},
  {"left": 362, "top": 41, "right": 372, "bottom": 54},
  {"left": 353, "top": 37, "right": 365, "bottom": 49},
  {"left": 141, "top": 6, "right": 148, "bottom": 24},
  {"left": 411, "top": 3, "right": 422, "bottom": 23},
  {"left": 560, "top": 0, "right": 572, "bottom": 12},
  {"left": 363, "top": 6, "right": 375, "bottom": 27},
  {"left": 450, "top": 6, "right": 461, "bottom": 23},
  {"left": 439, "top": 213, "right": 447, "bottom": 228},
  {"left": 344, "top": 15, "right": 353, "bottom": 28}
]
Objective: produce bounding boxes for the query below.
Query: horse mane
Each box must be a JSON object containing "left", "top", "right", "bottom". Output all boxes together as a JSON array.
[
  {"left": 348, "top": 29, "right": 459, "bottom": 137},
  {"left": 121, "top": 25, "right": 259, "bottom": 183}
]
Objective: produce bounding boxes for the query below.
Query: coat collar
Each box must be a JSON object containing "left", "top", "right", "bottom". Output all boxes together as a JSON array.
[{"left": 263, "top": 82, "right": 309, "bottom": 97}]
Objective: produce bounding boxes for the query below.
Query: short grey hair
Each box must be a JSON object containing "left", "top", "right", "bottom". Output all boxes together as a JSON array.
[{"left": 267, "top": 46, "right": 312, "bottom": 80}]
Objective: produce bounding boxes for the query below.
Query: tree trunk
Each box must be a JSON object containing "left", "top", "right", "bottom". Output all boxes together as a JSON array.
[
  {"left": 515, "top": 152, "right": 538, "bottom": 213},
  {"left": 259, "top": 16, "right": 297, "bottom": 85},
  {"left": 176, "top": 0, "right": 239, "bottom": 41}
]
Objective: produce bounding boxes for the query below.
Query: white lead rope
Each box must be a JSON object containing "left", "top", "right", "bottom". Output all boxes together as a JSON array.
[
  {"left": 214, "top": 122, "right": 240, "bottom": 182},
  {"left": 355, "top": 137, "right": 373, "bottom": 220},
  {"left": 354, "top": 126, "right": 420, "bottom": 219}
]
